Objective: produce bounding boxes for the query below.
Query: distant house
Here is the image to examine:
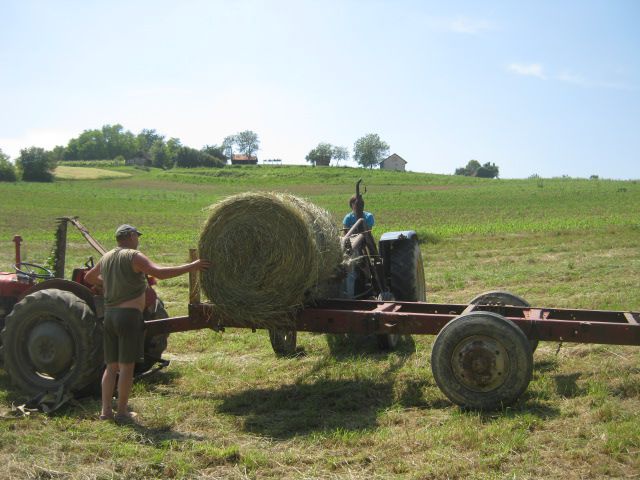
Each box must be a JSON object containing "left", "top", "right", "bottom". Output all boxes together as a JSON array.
[
  {"left": 125, "top": 156, "right": 148, "bottom": 166},
  {"left": 380, "top": 153, "right": 407, "bottom": 172},
  {"left": 231, "top": 154, "right": 258, "bottom": 165}
]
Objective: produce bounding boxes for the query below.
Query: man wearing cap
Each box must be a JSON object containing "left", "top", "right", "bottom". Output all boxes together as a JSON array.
[{"left": 86, "top": 224, "right": 210, "bottom": 422}]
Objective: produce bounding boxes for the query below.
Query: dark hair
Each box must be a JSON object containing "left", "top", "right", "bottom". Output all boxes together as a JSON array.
[{"left": 349, "top": 195, "right": 364, "bottom": 208}]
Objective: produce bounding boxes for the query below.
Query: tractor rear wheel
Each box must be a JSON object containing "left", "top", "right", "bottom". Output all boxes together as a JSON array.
[
  {"left": 469, "top": 290, "right": 538, "bottom": 353},
  {"left": 378, "top": 237, "right": 426, "bottom": 349},
  {"left": 431, "top": 311, "right": 533, "bottom": 410},
  {"left": 136, "top": 300, "right": 170, "bottom": 374},
  {"left": 1, "top": 289, "right": 103, "bottom": 396}
]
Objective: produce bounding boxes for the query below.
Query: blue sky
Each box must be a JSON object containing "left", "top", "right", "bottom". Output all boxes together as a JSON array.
[{"left": 1, "top": 0, "right": 638, "bottom": 178}]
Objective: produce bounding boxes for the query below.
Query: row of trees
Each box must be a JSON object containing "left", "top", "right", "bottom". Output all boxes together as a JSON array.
[
  {"left": 57, "top": 124, "right": 251, "bottom": 169},
  {"left": 455, "top": 159, "right": 500, "bottom": 178},
  {"left": 305, "top": 133, "right": 390, "bottom": 168}
]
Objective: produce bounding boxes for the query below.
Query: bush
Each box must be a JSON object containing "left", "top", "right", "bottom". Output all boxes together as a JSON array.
[{"left": 16, "top": 147, "right": 57, "bottom": 182}]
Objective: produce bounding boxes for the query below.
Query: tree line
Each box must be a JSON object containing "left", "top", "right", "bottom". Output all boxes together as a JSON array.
[
  {"left": 0, "top": 125, "right": 264, "bottom": 182},
  {"left": 305, "top": 133, "right": 390, "bottom": 168}
]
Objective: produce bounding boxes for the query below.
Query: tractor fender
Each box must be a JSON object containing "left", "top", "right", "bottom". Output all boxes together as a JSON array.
[
  {"left": 379, "top": 230, "right": 418, "bottom": 244},
  {"left": 20, "top": 279, "right": 98, "bottom": 315}
]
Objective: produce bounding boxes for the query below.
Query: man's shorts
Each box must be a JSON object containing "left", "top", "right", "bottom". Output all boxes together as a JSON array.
[{"left": 103, "top": 307, "right": 145, "bottom": 364}]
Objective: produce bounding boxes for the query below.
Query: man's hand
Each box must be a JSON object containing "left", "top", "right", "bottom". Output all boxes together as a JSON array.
[{"left": 190, "top": 259, "right": 211, "bottom": 272}]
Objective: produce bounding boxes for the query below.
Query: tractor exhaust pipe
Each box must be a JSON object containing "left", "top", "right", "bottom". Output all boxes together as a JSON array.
[{"left": 13, "top": 235, "right": 22, "bottom": 266}]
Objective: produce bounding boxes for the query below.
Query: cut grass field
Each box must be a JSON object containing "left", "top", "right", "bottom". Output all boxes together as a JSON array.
[
  {"left": 0, "top": 165, "right": 639, "bottom": 479},
  {"left": 54, "top": 166, "right": 132, "bottom": 180}
]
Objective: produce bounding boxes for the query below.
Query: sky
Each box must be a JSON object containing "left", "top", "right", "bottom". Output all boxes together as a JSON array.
[{"left": 1, "top": 0, "right": 638, "bottom": 179}]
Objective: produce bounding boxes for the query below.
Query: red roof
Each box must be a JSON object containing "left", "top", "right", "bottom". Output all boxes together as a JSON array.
[{"left": 232, "top": 154, "right": 257, "bottom": 161}]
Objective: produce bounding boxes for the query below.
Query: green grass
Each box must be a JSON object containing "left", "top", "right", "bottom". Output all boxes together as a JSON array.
[{"left": 0, "top": 166, "right": 639, "bottom": 479}]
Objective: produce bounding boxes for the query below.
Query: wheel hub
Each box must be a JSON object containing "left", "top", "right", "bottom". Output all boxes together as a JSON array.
[
  {"left": 452, "top": 335, "right": 509, "bottom": 392},
  {"left": 27, "top": 321, "right": 74, "bottom": 376}
]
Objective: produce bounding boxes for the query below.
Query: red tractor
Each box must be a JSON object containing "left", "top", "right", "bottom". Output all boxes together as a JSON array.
[{"left": 0, "top": 218, "right": 168, "bottom": 399}]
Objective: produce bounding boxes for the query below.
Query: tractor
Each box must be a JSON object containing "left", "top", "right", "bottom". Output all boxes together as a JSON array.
[
  {"left": 0, "top": 218, "right": 169, "bottom": 400},
  {"left": 268, "top": 179, "right": 426, "bottom": 355}
]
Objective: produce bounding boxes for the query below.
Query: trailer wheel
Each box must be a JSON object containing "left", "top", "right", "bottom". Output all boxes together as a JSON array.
[
  {"left": 136, "top": 300, "right": 170, "bottom": 374},
  {"left": 269, "top": 329, "right": 297, "bottom": 357},
  {"left": 469, "top": 290, "right": 538, "bottom": 353},
  {"left": 1, "top": 289, "right": 103, "bottom": 396},
  {"left": 378, "top": 237, "right": 426, "bottom": 350},
  {"left": 431, "top": 311, "right": 533, "bottom": 410}
]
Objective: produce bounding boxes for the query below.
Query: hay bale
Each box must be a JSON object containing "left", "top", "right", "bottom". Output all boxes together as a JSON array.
[{"left": 198, "top": 192, "right": 342, "bottom": 328}]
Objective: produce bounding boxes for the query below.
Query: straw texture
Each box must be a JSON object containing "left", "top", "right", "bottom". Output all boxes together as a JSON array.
[{"left": 198, "top": 192, "right": 342, "bottom": 328}]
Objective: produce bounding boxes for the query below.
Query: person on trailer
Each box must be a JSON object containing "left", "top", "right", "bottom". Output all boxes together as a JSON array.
[
  {"left": 86, "top": 224, "right": 210, "bottom": 423},
  {"left": 343, "top": 194, "right": 375, "bottom": 234}
]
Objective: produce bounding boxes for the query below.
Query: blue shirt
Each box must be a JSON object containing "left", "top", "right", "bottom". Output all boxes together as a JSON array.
[{"left": 343, "top": 211, "right": 375, "bottom": 229}]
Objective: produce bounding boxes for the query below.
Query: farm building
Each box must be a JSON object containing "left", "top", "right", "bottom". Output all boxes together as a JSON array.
[
  {"left": 380, "top": 153, "right": 407, "bottom": 171},
  {"left": 231, "top": 154, "right": 258, "bottom": 165},
  {"left": 125, "top": 156, "right": 149, "bottom": 166}
]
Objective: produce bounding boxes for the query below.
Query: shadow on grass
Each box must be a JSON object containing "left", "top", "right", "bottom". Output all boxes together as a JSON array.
[
  {"left": 325, "top": 333, "right": 416, "bottom": 359},
  {"left": 217, "top": 376, "right": 447, "bottom": 438},
  {"left": 534, "top": 358, "right": 560, "bottom": 373},
  {"left": 554, "top": 372, "right": 584, "bottom": 398},
  {"left": 458, "top": 397, "right": 561, "bottom": 422}
]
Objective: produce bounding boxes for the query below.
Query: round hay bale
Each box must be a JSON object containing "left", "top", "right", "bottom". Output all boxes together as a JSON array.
[{"left": 198, "top": 192, "right": 342, "bottom": 328}]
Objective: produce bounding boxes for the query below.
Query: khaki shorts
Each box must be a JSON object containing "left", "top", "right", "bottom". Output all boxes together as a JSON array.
[{"left": 103, "top": 307, "right": 145, "bottom": 364}]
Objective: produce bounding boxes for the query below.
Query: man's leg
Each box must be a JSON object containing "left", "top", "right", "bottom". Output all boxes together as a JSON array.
[
  {"left": 116, "top": 362, "right": 136, "bottom": 416},
  {"left": 101, "top": 363, "right": 119, "bottom": 417}
]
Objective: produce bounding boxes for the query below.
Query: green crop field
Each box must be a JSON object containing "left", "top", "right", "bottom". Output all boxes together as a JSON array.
[{"left": 0, "top": 166, "right": 639, "bottom": 479}]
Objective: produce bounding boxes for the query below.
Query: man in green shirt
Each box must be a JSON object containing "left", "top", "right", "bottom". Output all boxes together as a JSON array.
[{"left": 86, "top": 224, "right": 210, "bottom": 423}]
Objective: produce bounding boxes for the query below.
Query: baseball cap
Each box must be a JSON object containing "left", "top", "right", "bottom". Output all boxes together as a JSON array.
[{"left": 115, "top": 224, "right": 143, "bottom": 238}]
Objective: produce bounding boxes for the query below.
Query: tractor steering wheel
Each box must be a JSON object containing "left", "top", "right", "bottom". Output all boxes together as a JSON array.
[{"left": 14, "top": 262, "right": 55, "bottom": 280}]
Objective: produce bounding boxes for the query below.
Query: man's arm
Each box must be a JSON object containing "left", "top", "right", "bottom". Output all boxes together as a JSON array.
[
  {"left": 85, "top": 262, "right": 103, "bottom": 286},
  {"left": 132, "top": 252, "right": 211, "bottom": 280}
]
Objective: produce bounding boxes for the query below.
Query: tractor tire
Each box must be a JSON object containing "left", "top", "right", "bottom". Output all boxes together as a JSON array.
[
  {"left": 469, "top": 290, "right": 539, "bottom": 353},
  {"left": 431, "top": 311, "right": 533, "bottom": 410},
  {"left": 268, "top": 329, "right": 298, "bottom": 357},
  {"left": 136, "top": 300, "right": 170, "bottom": 374},
  {"left": 1, "top": 289, "right": 103, "bottom": 396},
  {"left": 377, "top": 237, "right": 426, "bottom": 350}
]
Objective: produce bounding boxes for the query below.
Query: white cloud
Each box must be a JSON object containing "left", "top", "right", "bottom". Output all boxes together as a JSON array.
[
  {"left": 449, "top": 18, "right": 493, "bottom": 34},
  {"left": 0, "top": 128, "right": 77, "bottom": 160},
  {"left": 508, "top": 63, "right": 546, "bottom": 79},
  {"left": 557, "top": 70, "right": 636, "bottom": 91}
]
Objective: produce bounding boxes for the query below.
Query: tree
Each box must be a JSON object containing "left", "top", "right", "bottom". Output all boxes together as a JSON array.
[
  {"left": 233, "top": 130, "right": 260, "bottom": 157},
  {"left": 149, "top": 140, "right": 172, "bottom": 169},
  {"left": 174, "top": 146, "right": 224, "bottom": 168},
  {"left": 222, "top": 135, "right": 235, "bottom": 159},
  {"left": 103, "top": 124, "right": 137, "bottom": 159},
  {"left": 17, "top": 147, "right": 57, "bottom": 182},
  {"left": 136, "top": 129, "right": 164, "bottom": 154},
  {"left": 353, "top": 134, "right": 389, "bottom": 168},
  {"left": 0, "top": 148, "right": 17, "bottom": 182},
  {"left": 305, "top": 143, "right": 333, "bottom": 166},
  {"left": 332, "top": 146, "right": 350, "bottom": 166},
  {"left": 454, "top": 159, "right": 499, "bottom": 178},
  {"left": 475, "top": 162, "right": 499, "bottom": 178},
  {"left": 201, "top": 144, "right": 227, "bottom": 163}
]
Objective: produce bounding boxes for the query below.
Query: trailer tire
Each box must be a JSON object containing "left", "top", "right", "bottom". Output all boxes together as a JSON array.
[
  {"left": 136, "top": 300, "right": 170, "bottom": 374},
  {"left": 431, "top": 311, "right": 533, "bottom": 410},
  {"left": 469, "top": 290, "right": 538, "bottom": 353},
  {"left": 378, "top": 237, "right": 426, "bottom": 350},
  {"left": 269, "top": 329, "right": 297, "bottom": 357},
  {"left": 1, "top": 289, "right": 103, "bottom": 396}
]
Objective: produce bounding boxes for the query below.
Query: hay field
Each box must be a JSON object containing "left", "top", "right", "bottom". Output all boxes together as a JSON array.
[
  {"left": 0, "top": 165, "right": 639, "bottom": 479},
  {"left": 54, "top": 166, "right": 132, "bottom": 180}
]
